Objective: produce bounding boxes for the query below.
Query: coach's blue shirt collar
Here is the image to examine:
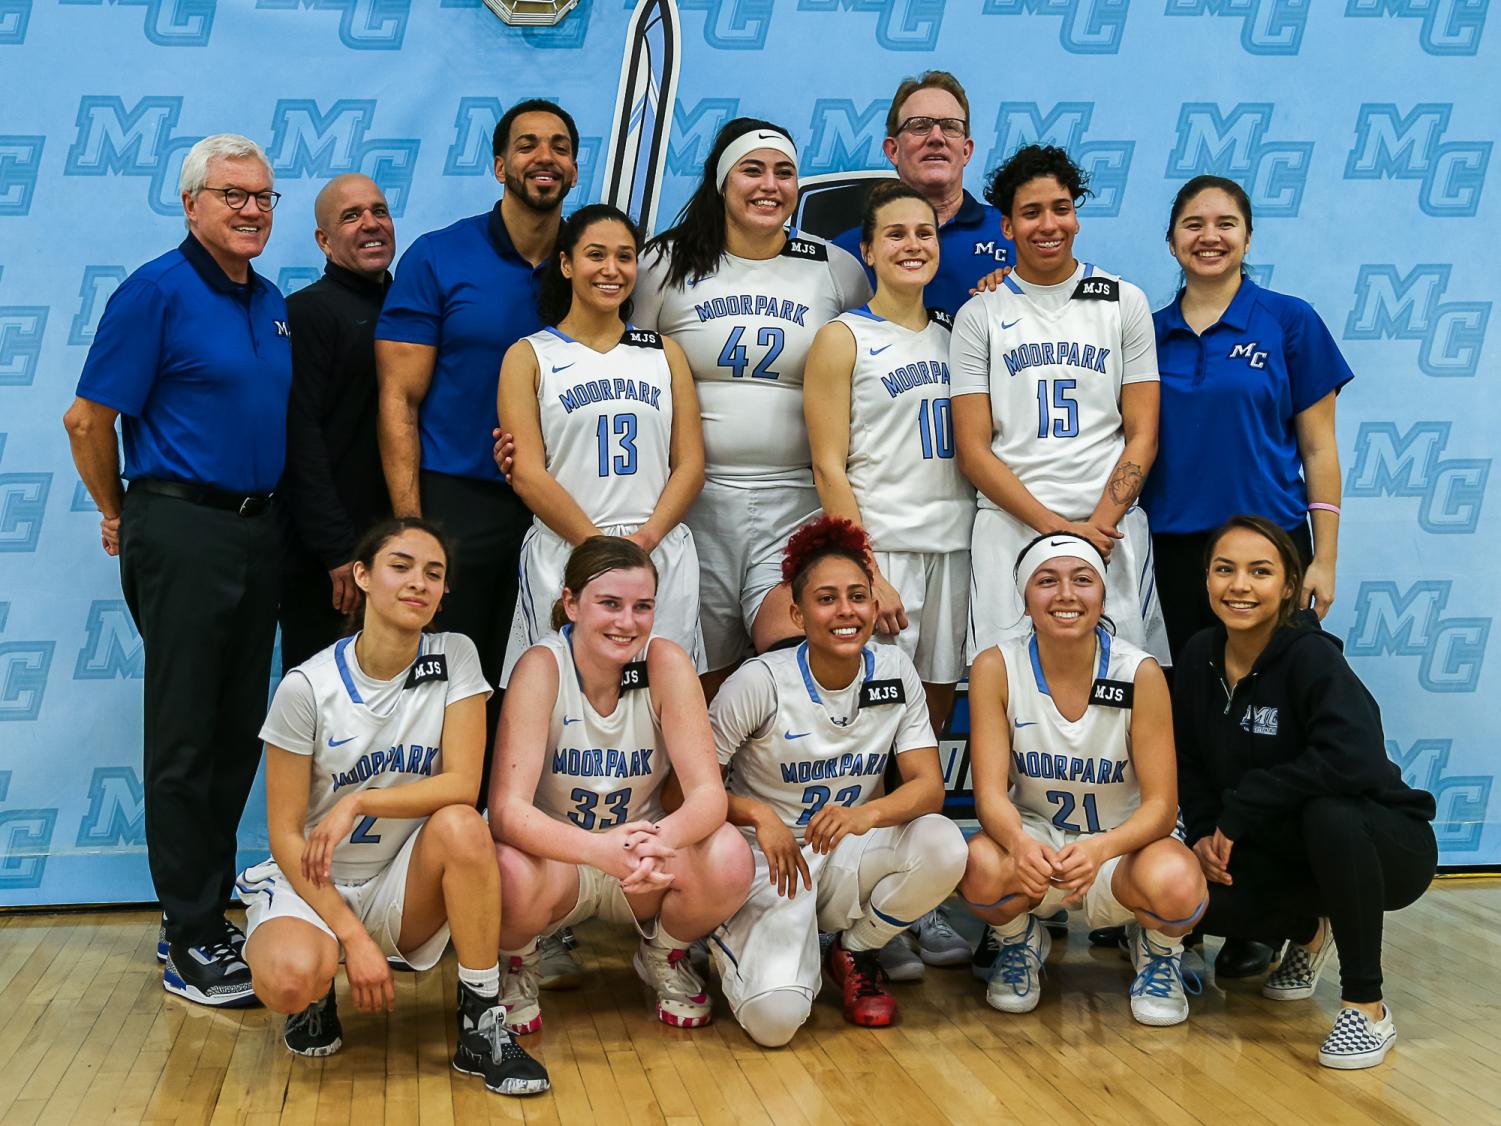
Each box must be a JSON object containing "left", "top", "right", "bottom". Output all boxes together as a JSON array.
[
  {"left": 1163, "top": 276, "right": 1260, "bottom": 335},
  {"left": 485, "top": 200, "right": 529, "bottom": 264},
  {"left": 178, "top": 234, "right": 268, "bottom": 300},
  {"left": 947, "top": 190, "right": 987, "bottom": 231}
]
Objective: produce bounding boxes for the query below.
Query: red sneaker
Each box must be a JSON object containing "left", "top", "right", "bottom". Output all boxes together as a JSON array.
[{"left": 825, "top": 937, "right": 897, "bottom": 1027}]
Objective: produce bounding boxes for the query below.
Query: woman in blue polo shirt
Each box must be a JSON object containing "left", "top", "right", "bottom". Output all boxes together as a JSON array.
[{"left": 1143, "top": 176, "right": 1353, "bottom": 660}]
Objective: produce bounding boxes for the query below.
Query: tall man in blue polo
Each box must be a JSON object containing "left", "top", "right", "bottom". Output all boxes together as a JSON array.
[
  {"left": 833, "top": 71, "right": 1014, "bottom": 317},
  {"left": 376, "top": 99, "right": 578, "bottom": 746},
  {"left": 64, "top": 133, "right": 290, "bottom": 1008}
]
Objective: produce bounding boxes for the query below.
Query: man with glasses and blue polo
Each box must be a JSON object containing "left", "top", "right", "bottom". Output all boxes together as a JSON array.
[
  {"left": 832, "top": 71, "right": 1014, "bottom": 318},
  {"left": 64, "top": 133, "right": 292, "bottom": 1009}
]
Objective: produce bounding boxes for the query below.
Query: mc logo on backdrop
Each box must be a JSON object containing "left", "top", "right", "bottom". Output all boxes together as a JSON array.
[
  {"left": 986, "top": 103, "right": 1133, "bottom": 215},
  {"left": 1166, "top": 103, "right": 1311, "bottom": 216},
  {"left": 1346, "top": 422, "right": 1488, "bottom": 534},
  {"left": 1164, "top": 0, "right": 1308, "bottom": 54},
  {"left": 1347, "top": 581, "right": 1489, "bottom": 692},
  {"left": 64, "top": 96, "right": 197, "bottom": 216},
  {"left": 0, "top": 135, "right": 44, "bottom": 216},
  {"left": 796, "top": 0, "right": 945, "bottom": 49},
  {"left": 676, "top": 0, "right": 774, "bottom": 48},
  {"left": 0, "top": 433, "right": 50, "bottom": 555},
  {"left": 267, "top": 100, "right": 419, "bottom": 216},
  {"left": 68, "top": 267, "right": 125, "bottom": 348},
  {"left": 981, "top": 0, "right": 1129, "bottom": 53},
  {"left": 0, "top": 772, "right": 56, "bottom": 890},
  {"left": 255, "top": 0, "right": 408, "bottom": 50},
  {"left": 1, "top": 0, "right": 29, "bottom": 44},
  {"left": 1345, "top": 0, "right": 1488, "bottom": 55},
  {"left": 1346, "top": 104, "right": 1491, "bottom": 217},
  {"left": 1345, "top": 265, "right": 1489, "bottom": 377},
  {"left": 0, "top": 267, "right": 47, "bottom": 388},
  {"left": 58, "top": 0, "right": 215, "bottom": 47},
  {"left": 1390, "top": 739, "right": 1492, "bottom": 852}
]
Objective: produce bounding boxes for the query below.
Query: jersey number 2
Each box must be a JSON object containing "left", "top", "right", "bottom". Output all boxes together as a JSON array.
[
  {"left": 569, "top": 787, "right": 632, "bottom": 831},
  {"left": 718, "top": 326, "right": 784, "bottom": 380},
  {"left": 595, "top": 414, "right": 639, "bottom": 476},
  {"left": 349, "top": 815, "right": 382, "bottom": 844},
  {"left": 795, "top": 784, "right": 861, "bottom": 826}
]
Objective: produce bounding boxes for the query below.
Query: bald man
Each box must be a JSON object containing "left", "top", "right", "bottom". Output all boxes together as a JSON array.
[{"left": 279, "top": 174, "right": 397, "bottom": 671}]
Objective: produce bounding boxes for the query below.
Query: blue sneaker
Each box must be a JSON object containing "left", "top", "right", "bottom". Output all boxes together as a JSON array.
[
  {"left": 1128, "top": 925, "right": 1200, "bottom": 1027},
  {"left": 984, "top": 917, "right": 1050, "bottom": 1014},
  {"left": 164, "top": 936, "right": 258, "bottom": 1008}
]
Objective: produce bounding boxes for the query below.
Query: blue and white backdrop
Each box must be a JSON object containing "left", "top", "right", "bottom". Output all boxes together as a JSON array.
[{"left": 0, "top": 0, "right": 1495, "bottom": 904}]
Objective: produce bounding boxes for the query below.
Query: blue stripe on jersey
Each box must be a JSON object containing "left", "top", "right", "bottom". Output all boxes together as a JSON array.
[
  {"left": 1083, "top": 262, "right": 1096, "bottom": 279},
  {"left": 849, "top": 305, "right": 882, "bottom": 322},
  {"left": 796, "top": 642, "right": 876, "bottom": 705},
  {"left": 334, "top": 636, "right": 364, "bottom": 704},
  {"left": 545, "top": 326, "right": 577, "bottom": 344},
  {"left": 709, "top": 929, "right": 740, "bottom": 968},
  {"left": 1002, "top": 275, "right": 1024, "bottom": 295},
  {"left": 1028, "top": 625, "right": 1112, "bottom": 696}
]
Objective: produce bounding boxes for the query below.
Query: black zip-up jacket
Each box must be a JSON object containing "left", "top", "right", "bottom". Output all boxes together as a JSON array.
[
  {"left": 1173, "top": 609, "right": 1435, "bottom": 846},
  {"left": 282, "top": 262, "right": 392, "bottom": 570}
]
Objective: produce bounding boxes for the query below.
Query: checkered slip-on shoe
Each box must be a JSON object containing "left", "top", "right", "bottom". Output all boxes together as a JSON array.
[
  {"left": 1318, "top": 1004, "right": 1397, "bottom": 1070},
  {"left": 1263, "top": 919, "right": 1334, "bottom": 1001}
]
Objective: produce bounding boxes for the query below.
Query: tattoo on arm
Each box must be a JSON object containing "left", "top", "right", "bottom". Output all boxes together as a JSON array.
[{"left": 1107, "top": 461, "right": 1144, "bottom": 506}]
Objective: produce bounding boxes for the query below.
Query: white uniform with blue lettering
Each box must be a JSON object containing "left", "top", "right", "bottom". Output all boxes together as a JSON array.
[
  {"left": 950, "top": 262, "right": 1169, "bottom": 664},
  {"left": 708, "top": 642, "right": 952, "bottom": 1013},
  {"left": 532, "top": 628, "right": 671, "bottom": 930},
  {"left": 236, "top": 632, "right": 491, "bottom": 969},
  {"left": 634, "top": 234, "right": 872, "bottom": 669},
  {"left": 998, "top": 625, "right": 1150, "bottom": 928},
  {"left": 501, "top": 326, "right": 703, "bottom": 685},
  {"left": 839, "top": 306, "right": 974, "bottom": 683}
]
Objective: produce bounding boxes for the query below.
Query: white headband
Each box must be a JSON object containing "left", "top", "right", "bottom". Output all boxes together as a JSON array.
[
  {"left": 1014, "top": 535, "right": 1107, "bottom": 597},
  {"left": 716, "top": 131, "right": 798, "bottom": 189}
]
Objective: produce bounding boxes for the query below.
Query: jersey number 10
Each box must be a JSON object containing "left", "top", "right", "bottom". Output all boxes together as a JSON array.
[{"left": 917, "top": 398, "right": 955, "bottom": 459}]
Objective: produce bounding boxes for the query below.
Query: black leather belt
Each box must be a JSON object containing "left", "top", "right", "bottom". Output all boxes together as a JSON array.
[{"left": 130, "top": 478, "right": 274, "bottom": 517}]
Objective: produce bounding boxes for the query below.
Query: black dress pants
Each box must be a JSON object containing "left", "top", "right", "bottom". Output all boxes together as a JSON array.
[
  {"left": 278, "top": 550, "right": 347, "bottom": 675},
  {"left": 1197, "top": 796, "right": 1437, "bottom": 1002},
  {"left": 419, "top": 471, "right": 531, "bottom": 802},
  {"left": 119, "top": 488, "right": 283, "bottom": 946}
]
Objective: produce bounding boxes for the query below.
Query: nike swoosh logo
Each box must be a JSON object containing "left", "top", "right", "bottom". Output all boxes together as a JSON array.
[
  {"left": 552, "top": 362, "right": 575, "bottom": 373},
  {"left": 562, "top": 717, "right": 581, "bottom": 726},
  {"left": 327, "top": 735, "right": 357, "bottom": 747},
  {"left": 784, "top": 730, "right": 811, "bottom": 740},
  {"left": 868, "top": 344, "right": 893, "bottom": 356},
  {"left": 1049, "top": 539, "right": 1073, "bottom": 547},
  {"left": 1001, "top": 319, "right": 1022, "bottom": 330},
  {"left": 756, "top": 132, "right": 781, "bottom": 141},
  {"left": 1014, "top": 720, "right": 1037, "bottom": 729},
  {"left": 354, "top": 319, "right": 369, "bottom": 326}
]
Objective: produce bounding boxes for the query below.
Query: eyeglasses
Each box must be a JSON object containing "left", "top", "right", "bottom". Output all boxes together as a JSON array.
[
  {"left": 897, "top": 116, "right": 968, "bottom": 139},
  {"left": 201, "top": 185, "right": 282, "bottom": 212}
]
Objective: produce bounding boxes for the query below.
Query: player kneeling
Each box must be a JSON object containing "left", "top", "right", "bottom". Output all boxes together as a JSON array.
[
  {"left": 959, "top": 533, "right": 1207, "bottom": 1026},
  {"left": 490, "top": 537, "right": 753, "bottom": 1032},
  {"left": 709, "top": 518, "right": 968, "bottom": 1046},
  {"left": 237, "top": 518, "right": 548, "bottom": 1096}
]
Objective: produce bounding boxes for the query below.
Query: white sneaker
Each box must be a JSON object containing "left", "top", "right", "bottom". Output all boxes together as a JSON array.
[
  {"left": 633, "top": 941, "right": 712, "bottom": 1028},
  {"left": 538, "top": 931, "right": 584, "bottom": 990},
  {"left": 984, "top": 917, "right": 1050, "bottom": 1014},
  {"left": 912, "top": 908, "right": 973, "bottom": 966},
  {"left": 1128, "top": 926, "right": 1197, "bottom": 1027},
  {"left": 877, "top": 934, "right": 925, "bottom": 982},
  {"left": 1319, "top": 1004, "right": 1397, "bottom": 1069},
  {"left": 1263, "top": 919, "right": 1334, "bottom": 1001},
  {"left": 500, "top": 946, "right": 542, "bottom": 1034}
]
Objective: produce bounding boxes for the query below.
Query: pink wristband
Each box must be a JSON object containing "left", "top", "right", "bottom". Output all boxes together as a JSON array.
[{"left": 1308, "top": 502, "right": 1341, "bottom": 516}]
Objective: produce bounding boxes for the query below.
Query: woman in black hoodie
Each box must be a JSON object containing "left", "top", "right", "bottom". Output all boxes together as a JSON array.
[{"left": 1174, "top": 515, "right": 1436, "bottom": 1070}]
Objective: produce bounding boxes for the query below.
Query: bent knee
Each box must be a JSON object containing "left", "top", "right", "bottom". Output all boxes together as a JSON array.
[
  {"left": 424, "top": 804, "right": 493, "bottom": 861},
  {"left": 1299, "top": 795, "right": 1368, "bottom": 840},
  {"left": 737, "top": 989, "right": 810, "bottom": 1048},
  {"left": 252, "top": 951, "right": 335, "bottom": 1013}
]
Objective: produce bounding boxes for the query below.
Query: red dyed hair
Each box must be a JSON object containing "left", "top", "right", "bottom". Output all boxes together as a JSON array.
[{"left": 782, "top": 516, "right": 873, "bottom": 600}]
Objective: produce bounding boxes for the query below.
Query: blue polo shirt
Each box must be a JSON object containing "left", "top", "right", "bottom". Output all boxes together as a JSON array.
[
  {"left": 1142, "top": 279, "right": 1354, "bottom": 535},
  {"left": 75, "top": 236, "right": 292, "bottom": 495},
  {"left": 376, "top": 202, "right": 546, "bottom": 482},
  {"left": 833, "top": 191, "right": 1013, "bottom": 318}
]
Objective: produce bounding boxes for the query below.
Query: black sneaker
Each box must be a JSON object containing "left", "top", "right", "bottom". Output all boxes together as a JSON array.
[
  {"left": 284, "top": 987, "right": 343, "bottom": 1057},
  {"left": 970, "top": 926, "right": 999, "bottom": 981},
  {"left": 164, "top": 936, "right": 259, "bottom": 1008},
  {"left": 452, "top": 982, "right": 550, "bottom": 1096},
  {"left": 1042, "top": 909, "right": 1070, "bottom": 940},
  {"left": 222, "top": 918, "right": 247, "bottom": 955}
]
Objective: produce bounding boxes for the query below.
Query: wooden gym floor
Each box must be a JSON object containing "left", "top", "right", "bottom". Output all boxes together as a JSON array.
[{"left": 1, "top": 879, "right": 1498, "bottom": 1125}]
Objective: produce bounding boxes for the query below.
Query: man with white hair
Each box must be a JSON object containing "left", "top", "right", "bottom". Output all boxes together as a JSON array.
[{"left": 64, "top": 133, "right": 291, "bottom": 1008}]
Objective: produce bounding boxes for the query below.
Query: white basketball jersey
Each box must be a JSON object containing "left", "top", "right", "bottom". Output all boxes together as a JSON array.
[
  {"left": 271, "top": 632, "right": 480, "bottom": 882},
  {"left": 532, "top": 628, "right": 668, "bottom": 830},
  {"left": 524, "top": 326, "right": 673, "bottom": 529},
  {"left": 838, "top": 306, "right": 975, "bottom": 553},
  {"left": 713, "top": 642, "right": 931, "bottom": 844},
  {"left": 950, "top": 263, "right": 1158, "bottom": 518},
  {"left": 635, "top": 232, "right": 871, "bottom": 484},
  {"left": 998, "top": 626, "right": 1150, "bottom": 832}
]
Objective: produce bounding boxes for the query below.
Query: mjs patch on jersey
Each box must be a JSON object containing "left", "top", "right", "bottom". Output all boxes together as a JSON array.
[
  {"left": 859, "top": 678, "right": 907, "bottom": 708},
  {"left": 405, "top": 654, "right": 448, "bottom": 689},
  {"left": 622, "top": 329, "right": 664, "bottom": 349},
  {"left": 619, "top": 661, "right": 649, "bottom": 690},
  {"left": 1089, "top": 678, "right": 1134, "bottom": 709},
  {"left": 1072, "top": 276, "right": 1119, "bottom": 302},
  {"left": 781, "top": 237, "right": 828, "bottom": 262}
]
